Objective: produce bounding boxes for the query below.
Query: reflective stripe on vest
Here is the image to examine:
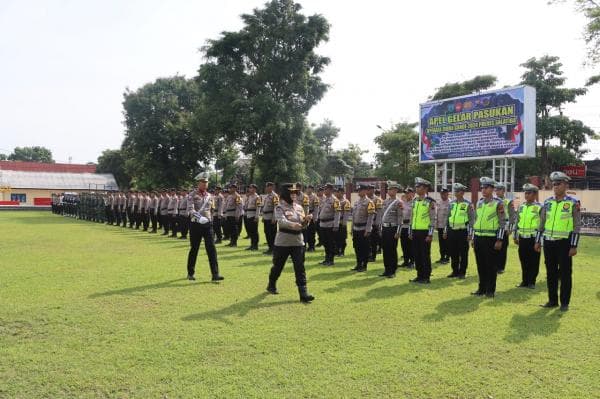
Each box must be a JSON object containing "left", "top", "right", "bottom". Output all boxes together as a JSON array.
[
  {"left": 474, "top": 199, "right": 499, "bottom": 237},
  {"left": 411, "top": 198, "right": 431, "bottom": 230},
  {"left": 517, "top": 203, "right": 540, "bottom": 236},
  {"left": 449, "top": 201, "right": 469, "bottom": 229},
  {"left": 544, "top": 199, "right": 574, "bottom": 239}
]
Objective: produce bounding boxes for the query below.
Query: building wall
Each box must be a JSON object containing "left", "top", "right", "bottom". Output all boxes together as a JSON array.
[{"left": 1, "top": 188, "right": 59, "bottom": 206}]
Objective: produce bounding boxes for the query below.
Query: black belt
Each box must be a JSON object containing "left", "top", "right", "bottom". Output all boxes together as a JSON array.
[
  {"left": 246, "top": 208, "right": 256, "bottom": 211},
  {"left": 226, "top": 208, "right": 236, "bottom": 212},
  {"left": 403, "top": 219, "right": 410, "bottom": 223},
  {"left": 354, "top": 222, "right": 366, "bottom": 227},
  {"left": 382, "top": 223, "right": 398, "bottom": 228},
  {"left": 161, "top": 208, "right": 167, "bottom": 211},
  {"left": 263, "top": 211, "right": 273, "bottom": 214},
  {"left": 279, "top": 228, "right": 302, "bottom": 235},
  {"left": 320, "top": 218, "right": 334, "bottom": 222}
]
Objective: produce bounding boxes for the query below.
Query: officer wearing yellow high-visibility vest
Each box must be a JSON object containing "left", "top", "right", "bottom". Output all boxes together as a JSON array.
[
  {"left": 534, "top": 171, "right": 581, "bottom": 312},
  {"left": 443, "top": 183, "right": 475, "bottom": 279},
  {"left": 408, "top": 177, "right": 436, "bottom": 284},
  {"left": 513, "top": 183, "right": 542, "bottom": 289},
  {"left": 494, "top": 183, "right": 516, "bottom": 274},
  {"left": 471, "top": 177, "right": 506, "bottom": 298}
]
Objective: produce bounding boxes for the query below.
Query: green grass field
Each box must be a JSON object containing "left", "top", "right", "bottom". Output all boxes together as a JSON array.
[{"left": 1, "top": 211, "right": 598, "bottom": 398}]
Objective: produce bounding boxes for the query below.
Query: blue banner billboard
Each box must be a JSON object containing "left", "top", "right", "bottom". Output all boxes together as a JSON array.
[{"left": 419, "top": 85, "right": 536, "bottom": 163}]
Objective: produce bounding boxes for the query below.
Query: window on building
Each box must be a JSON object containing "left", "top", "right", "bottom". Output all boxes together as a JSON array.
[{"left": 11, "top": 193, "right": 26, "bottom": 203}]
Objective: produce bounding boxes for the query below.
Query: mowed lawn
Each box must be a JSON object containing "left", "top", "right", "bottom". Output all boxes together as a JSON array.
[{"left": 0, "top": 211, "right": 598, "bottom": 399}]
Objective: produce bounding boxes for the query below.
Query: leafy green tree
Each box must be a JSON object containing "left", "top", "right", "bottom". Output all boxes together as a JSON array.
[
  {"left": 0, "top": 153, "right": 7, "bottom": 161},
  {"left": 8, "top": 146, "right": 54, "bottom": 163},
  {"left": 374, "top": 122, "right": 419, "bottom": 184},
  {"left": 196, "top": 0, "right": 330, "bottom": 183},
  {"left": 96, "top": 149, "right": 131, "bottom": 190},
  {"left": 121, "top": 76, "right": 210, "bottom": 190},
  {"left": 313, "top": 119, "right": 339, "bottom": 155},
  {"left": 430, "top": 75, "right": 497, "bottom": 100},
  {"left": 214, "top": 145, "right": 241, "bottom": 185}
]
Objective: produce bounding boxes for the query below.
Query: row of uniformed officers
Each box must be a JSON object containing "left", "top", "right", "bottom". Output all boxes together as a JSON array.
[{"left": 51, "top": 170, "right": 581, "bottom": 308}]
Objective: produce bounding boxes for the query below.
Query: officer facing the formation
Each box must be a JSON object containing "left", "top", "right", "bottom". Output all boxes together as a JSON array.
[
  {"left": 186, "top": 177, "right": 223, "bottom": 282},
  {"left": 494, "top": 183, "right": 516, "bottom": 274},
  {"left": 443, "top": 183, "right": 474, "bottom": 279},
  {"left": 471, "top": 177, "right": 506, "bottom": 298},
  {"left": 260, "top": 182, "right": 279, "bottom": 255},
  {"left": 243, "top": 184, "right": 262, "bottom": 251},
  {"left": 317, "top": 183, "right": 341, "bottom": 266},
  {"left": 436, "top": 188, "right": 451, "bottom": 264},
  {"left": 266, "top": 183, "right": 315, "bottom": 303},
  {"left": 379, "top": 183, "right": 403, "bottom": 278},
  {"left": 334, "top": 187, "right": 351, "bottom": 257},
  {"left": 400, "top": 187, "right": 415, "bottom": 268},
  {"left": 409, "top": 178, "right": 436, "bottom": 284},
  {"left": 224, "top": 184, "right": 243, "bottom": 247},
  {"left": 535, "top": 171, "right": 581, "bottom": 311},
  {"left": 514, "top": 183, "right": 542, "bottom": 289},
  {"left": 351, "top": 184, "right": 376, "bottom": 272}
]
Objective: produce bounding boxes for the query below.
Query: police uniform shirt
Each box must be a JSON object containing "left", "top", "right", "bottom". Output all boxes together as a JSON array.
[
  {"left": 339, "top": 197, "right": 352, "bottom": 226},
  {"left": 308, "top": 193, "right": 320, "bottom": 215},
  {"left": 409, "top": 195, "right": 437, "bottom": 235},
  {"left": 244, "top": 193, "right": 261, "bottom": 218},
  {"left": 381, "top": 196, "right": 404, "bottom": 234},
  {"left": 445, "top": 199, "right": 475, "bottom": 233},
  {"left": 168, "top": 195, "right": 178, "bottom": 215},
  {"left": 213, "top": 193, "right": 224, "bottom": 217},
  {"left": 261, "top": 192, "right": 279, "bottom": 221},
  {"left": 369, "top": 194, "right": 384, "bottom": 227},
  {"left": 352, "top": 196, "right": 375, "bottom": 232},
  {"left": 514, "top": 201, "right": 542, "bottom": 238},
  {"left": 537, "top": 195, "right": 582, "bottom": 246},
  {"left": 178, "top": 195, "right": 188, "bottom": 215},
  {"left": 186, "top": 189, "right": 213, "bottom": 222},
  {"left": 129, "top": 194, "right": 137, "bottom": 210},
  {"left": 401, "top": 196, "right": 412, "bottom": 228},
  {"left": 472, "top": 198, "right": 506, "bottom": 239},
  {"left": 224, "top": 192, "right": 243, "bottom": 218},
  {"left": 496, "top": 195, "right": 517, "bottom": 229},
  {"left": 436, "top": 198, "right": 450, "bottom": 229},
  {"left": 274, "top": 200, "right": 306, "bottom": 247},
  {"left": 317, "top": 195, "right": 341, "bottom": 228}
]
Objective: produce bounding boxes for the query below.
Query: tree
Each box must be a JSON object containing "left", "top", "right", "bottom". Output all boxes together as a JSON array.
[
  {"left": 430, "top": 75, "right": 497, "bottom": 100},
  {"left": 214, "top": 145, "right": 241, "bottom": 185},
  {"left": 0, "top": 154, "right": 7, "bottom": 161},
  {"left": 520, "top": 56, "right": 595, "bottom": 177},
  {"left": 8, "top": 146, "right": 54, "bottom": 163},
  {"left": 96, "top": 149, "right": 132, "bottom": 190},
  {"left": 374, "top": 122, "right": 420, "bottom": 184},
  {"left": 313, "top": 119, "right": 339, "bottom": 155},
  {"left": 121, "top": 76, "right": 211, "bottom": 189},
  {"left": 196, "top": 0, "right": 330, "bottom": 183}
]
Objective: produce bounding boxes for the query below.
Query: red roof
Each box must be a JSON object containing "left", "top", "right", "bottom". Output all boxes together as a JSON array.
[{"left": 0, "top": 161, "right": 96, "bottom": 173}]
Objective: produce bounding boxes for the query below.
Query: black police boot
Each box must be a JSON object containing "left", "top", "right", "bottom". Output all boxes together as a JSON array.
[
  {"left": 266, "top": 280, "right": 278, "bottom": 294},
  {"left": 298, "top": 286, "right": 315, "bottom": 303}
]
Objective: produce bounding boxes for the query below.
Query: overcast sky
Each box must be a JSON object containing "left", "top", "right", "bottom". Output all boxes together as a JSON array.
[{"left": 1, "top": 0, "right": 599, "bottom": 164}]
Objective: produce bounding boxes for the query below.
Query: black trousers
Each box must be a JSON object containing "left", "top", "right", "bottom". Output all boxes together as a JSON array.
[
  {"left": 222, "top": 216, "right": 230, "bottom": 239},
  {"left": 269, "top": 246, "right": 307, "bottom": 287},
  {"left": 304, "top": 220, "right": 316, "bottom": 249},
  {"left": 497, "top": 234, "right": 509, "bottom": 272},
  {"left": 142, "top": 210, "right": 149, "bottom": 230},
  {"left": 121, "top": 208, "right": 127, "bottom": 227},
  {"left": 320, "top": 226, "right": 335, "bottom": 263},
  {"left": 133, "top": 206, "right": 140, "bottom": 228},
  {"left": 187, "top": 222, "right": 219, "bottom": 278},
  {"left": 381, "top": 226, "right": 399, "bottom": 275},
  {"left": 213, "top": 217, "right": 223, "bottom": 241},
  {"left": 335, "top": 225, "right": 347, "bottom": 255},
  {"left": 238, "top": 216, "right": 244, "bottom": 237},
  {"left": 227, "top": 216, "right": 239, "bottom": 245},
  {"left": 400, "top": 227, "right": 413, "bottom": 264},
  {"left": 149, "top": 210, "right": 157, "bottom": 232},
  {"left": 245, "top": 216, "right": 259, "bottom": 247},
  {"left": 518, "top": 237, "right": 540, "bottom": 286},
  {"left": 114, "top": 208, "right": 121, "bottom": 226},
  {"left": 448, "top": 228, "right": 469, "bottom": 276},
  {"left": 370, "top": 228, "right": 381, "bottom": 260},
  {"left": 437, "top": 228, "right": 449, "bottom": 260},
  {"left": 411, "top": 230, "right": 432, "bottom": 280},
  {"left": 179, "top": 215, "right": 189, "bottom": 238},
  {"left": 352, "top": 230, "right": 370, "bottom": 267},
  {"left": 105, "top": 206, "right": 112, "bottom": 224},
  {"left": 474, "top": 236, "right": 499, "bottom": 294},
  {"left": 263, "top": 219, "right": 277, "bottom": 250},
  {"left": 543, "top": 239, "right": 573, "bottom": 306},
  {"left": 169, "top": 214, "right": 178, "bottom": 236},
  {"left": 162, "top": 214, "right": 170, "bottom": 234},
  {"left": 316, "top": 220, "right": 322, "bottom": 244}
]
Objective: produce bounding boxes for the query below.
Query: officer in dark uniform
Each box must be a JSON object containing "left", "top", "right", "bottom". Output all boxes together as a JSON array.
[
  {"left": 266, "top": 183, "right": 315, "bottom": 303},
  {"left": 186, "top": 177, "right": 224, "bottom": 282}
]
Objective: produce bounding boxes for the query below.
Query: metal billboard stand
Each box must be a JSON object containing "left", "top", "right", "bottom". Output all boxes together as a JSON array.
[
  {"left": 434, "top": 162, "right": 455, "bottom": 194},
  {"left": 492, "top": 158, "right": 516, "bottom": 195}
]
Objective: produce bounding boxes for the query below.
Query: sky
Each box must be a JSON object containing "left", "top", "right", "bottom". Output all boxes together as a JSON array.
[{"left": 1, "top": 0, "right": 599, "bottom": 164}]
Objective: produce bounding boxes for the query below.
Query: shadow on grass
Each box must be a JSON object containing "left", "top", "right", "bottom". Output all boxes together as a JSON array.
[
  {"left": 504, "top": 307, "right": 563, "bottom": 343},
  {"left": 88, "top": 278, "right": 210, "bottom": 298},
  {"left": 181, "top": 292, "right": 298, "bottom": 325},
  {"left": 422, "top": 296, "right": 483, "bottom": 321},
  {"left": 482, "top": 285, "right": 540, "bottom": 307}
]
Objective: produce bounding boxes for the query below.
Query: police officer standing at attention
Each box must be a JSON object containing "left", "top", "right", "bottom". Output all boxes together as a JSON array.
[
  {"left": 494, "top": 183, "right": 516, "bottom": 274},
  {"left": 266, "top": 183, "right": 315, "bottom": 303},
  {"left": 535, "top": 171, "right": 581, "bottom": 311},
  {"left": 380, "top": 183, "right": 403, "bottom": 278},
  {"left": 351, "top": 184, "right": 376, "bottom": 272},
  {"left": 260, "top": 182, "right": 279, "bottom": 255},
  {"left": 317, "top": 183, "right": 341, "bottom": 266},
  {"left": 409, "top": 178, "right": 436, "bottom": 284},
  {"left": 224, "top": 184, "right": 243, "bottom": 247},
  {"left": 471, "top": 177, "right": 506, "bottom": 298},
  {"left": 212, "top": 186, "right": 224, "bottom": 244},
  {"left": 244, "top": 184, "right": 262, "bottom": 251},
  {"left": 304, "top": 185, "right": 319, "bottom": 252},
  {"left": 367, "top": 185, "right": 383, "bottom": 262},
  {"left": 436, "top": 188, "right": 451, "bottom": 264},
  {"left": 443, "top": 183, "right": 474, "bottom": 279},
  {"left": 186, "top": 177, "right": 223, "bottom": 282},
  {"left": 400, "top": 187, "right": 415, "bottom": 268},
  {"left": 178, "top": 189, "right": 189, "bottom": 239},
  {"left": 514, "top": 183, "right": 542, "bottom": 289},
  {"left": 334, "top": 187, "right": 351, "bottom": 257}
]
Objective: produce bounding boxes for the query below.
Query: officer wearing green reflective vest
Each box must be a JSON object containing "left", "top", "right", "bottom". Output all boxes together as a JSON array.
[
  {"left": 471, "top": 177, "right": 506, "bottom": 298},
  {"left": 408, "top": 177, "right": 436, "bottom": 284},
  {"left": 443, "top": 183, "right": 475, "bottom": 279},
  {"left": 535, "top": 171, "right": 581, "bottom": 312},
  {"left": 513, "top": 184, "right": 542, "bottom": 289},
  {"left": 494, "top": 183, "right": 516, "bottom": 274}
]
